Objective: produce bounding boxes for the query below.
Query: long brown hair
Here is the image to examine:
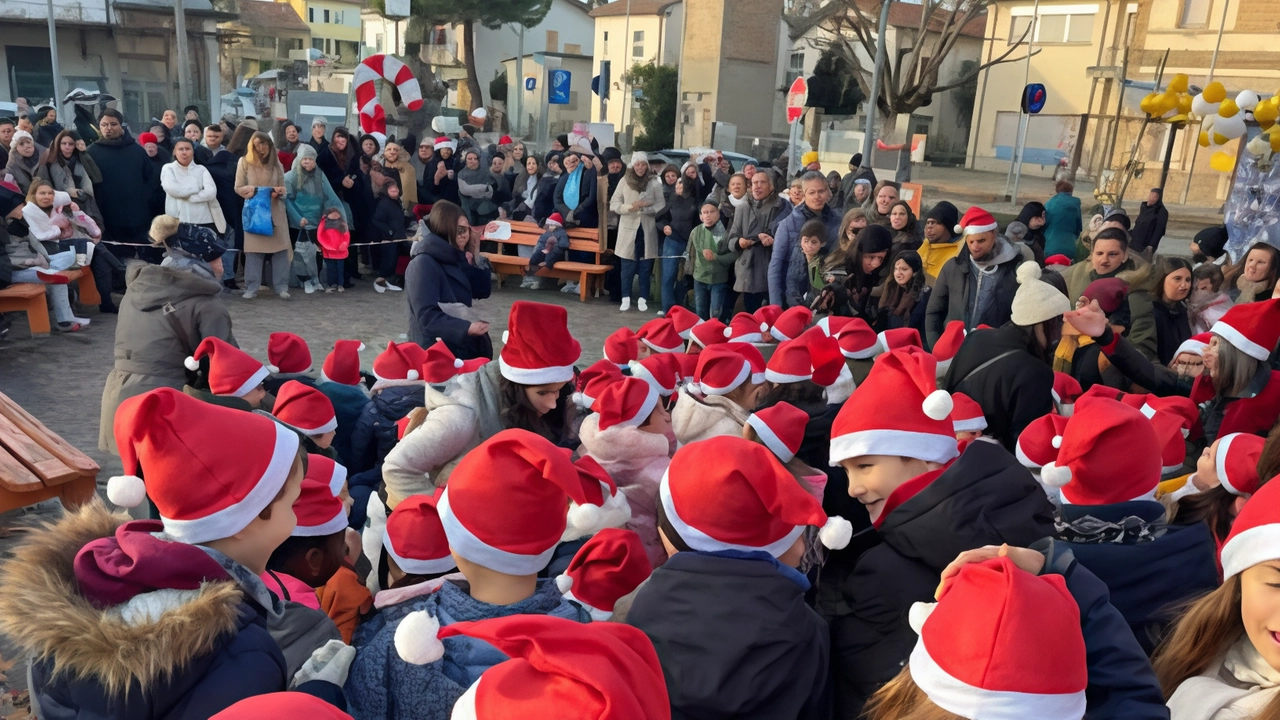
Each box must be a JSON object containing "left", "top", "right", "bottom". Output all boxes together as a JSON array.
[
  {"left": 1211, "top": 336, "right": 1261, "bottom": 398},
  {"left": 40, "top": 129, "right": 78, "bottom": 168},
  {"left": 863, "top": 667, "right": 966, "bottom": 720},
  {"left": 1257, "top": 422, "right": 1280, "bottom": 488},
  {"left": 498, "top": 376, "right": 576, "bottom": 446},
  {"left": 1152, "top": 575, "right": 1243, "bottom": 698},
  {"left": 1168, "top": 484, "right": 1237, "bottom": 548},
  {"left": 225, "top": 124, "right": 256, "bottom": 157},
  {"left": 1224, "top": 242, "right": 1280, "bottom": 294},
  {"left": 245, "top": 131, "right": 278, "bottom": 167}
]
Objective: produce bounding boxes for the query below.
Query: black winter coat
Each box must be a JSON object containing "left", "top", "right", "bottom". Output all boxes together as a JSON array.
[
  {"left": 405, "top": 232, "right": 493, "bottom": 359},
  {"left": 943, "top": 323, "right": 1055, "bottom": 451},
  {"left": 371, "top": 195, "right": 406, "bottom": 241},
  {"left": 203, "top": 149, "right": 242, "bottom": 239},
  {"left": 1060, "top": 501, "right": 1220, "bottom": 655},
  {"left": 426, "top": 155, "right": 459, "bottom": 206},
  {"left": 1130, "top": 194, "right": 1169, "bottom": 255},
  {"left": 830, "top": 440, "right": 1056, "bottom": 717},
  {"left": 532, "top": 173, "right": 560, "bottom": 225},
  {"left": 554, "top": 166, "right": 599, "bottom": 229},
  {"left": 628, "top": 551, "right": 830, "bottom": 720},
  {"left": 924, "top": 240, "right": 1022, "bottom": 346},
  {"left": 87, "top": 136, "right": 156, "bottom": 232},
  {"left": 1152, "top": 299, "right": 1192, "bottom": 366}
]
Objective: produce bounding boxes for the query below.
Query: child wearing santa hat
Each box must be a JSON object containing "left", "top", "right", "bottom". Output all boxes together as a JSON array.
[
  {"left": 363, "top": 491, "right": 460, "bottom": 604},
  {"left": 671, "top": 343, "right": 768, "bottom": 445},
  {"left": 315, "top": 339, "right": 371, "bottom": 468},
  {"left": 492, "top": 301, "right": 584, "bottom": 448},
  {"left": 556, "top": 528, "right": 653, "bottom": 622},
  {"left": 578, "top": 377, "right": 674, "bottom": 567},
  {"left": 0, "top": 388, "right": 355, "bottom": 717},
  {"left": 627, "top": 436, "right": 851, "bottom": 719},
  {"left": 183, "top": 336, "right": 274, "bottom": 410},
  {"left": 346, "top": 430, "right": 614, "bottom": 719},
  {"left": 1155, "top": 477, "right": 1280, "bottom": 718},
  {"left": 264, "top": 331, "right": 316, "bottom": 395},
  {"left": 949, "top": 392, "right": 988, "bottom": 443},
  {"left": 743, "top": 401, "right": 830, "bottom": 502},
  {"left": 273, "top": 380, "right": 341, "bottom": 460},
  {"left": 827, "top": 347, "right": 1061, "bottom": 714},
  {"left": 522, "top": 212, "right": 570, "bottom": 286},
  {"left": 1166, "top": 432, "right": 1265, "bottom": 560}
]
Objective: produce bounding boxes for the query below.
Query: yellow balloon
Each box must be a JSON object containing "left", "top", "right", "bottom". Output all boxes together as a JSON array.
[
  {"left": 1255, "top": 101, "right": 1278, "bottom": 129},
  {"left": 1140, "top": 92, "right": 1159, "bottom": 116},
  {"left": 1169, "top": 74, "right": 1190, "bottom": 94},
  {"left": 1204, "top": 81, "right": 1227, "bottom": 103},
  {"left": 1271, "top": 131, "right": 1280, "bottom": 153},
  {"left": 1210, "top": 151, "right": 1236, "bottom": 172},
  {"left": 1178, "top": 94, "right": 1193, "bottom": 114},
  {"left": 1219, "top": 99, "right": 1240, "bottom": 118},
  {"left": 1158, "top": 92, "right": 1180, "bottom": 115},
  {"left": 1199, "top": 130, "right": 1211, "bottom": 147}
]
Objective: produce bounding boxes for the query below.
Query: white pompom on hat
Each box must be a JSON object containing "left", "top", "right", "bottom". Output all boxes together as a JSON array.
[
  {"left": 1010, "top": 262, "right": 1071, "bottom": 327},
  {"left": 371, "top": 341, "right": 426, "bottom": 389}
]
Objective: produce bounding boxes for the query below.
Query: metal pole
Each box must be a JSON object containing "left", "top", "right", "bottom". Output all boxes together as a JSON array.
[
  {"left": 1179, "top": 0, "right": 1230, "bottom": 204},
  {"left": 46, "top": 0, "right": 65, "bottom": 121},
  {"left": 1159, "top": 123, "right": 1179, "bottom": 188},
  {"left": 861, "top": 0, "right": 893, "bottom": 164},
  {"left": 621, "top": 0, "right": 633, "bottom": 141},
  {"left": 514, "top": 24, "right": 524, "bottom": 136},
  {"left": 174, "top": 0, "right": 190, "bottom": 110},
  {"left": 1006, "top": 0, "right": 1039, "bottom": 202},
  {"left": 674, "top": 1, "right": 687, "bottom": 146}
]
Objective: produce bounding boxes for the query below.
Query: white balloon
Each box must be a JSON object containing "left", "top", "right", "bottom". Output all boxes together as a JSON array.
[
  {"left": 1236, "top": 90, "right": 1260, "bottom": 112},
  {"left": 1191, "top": 94, "right": 1220, "bottom": 117},
  {"left": 1215, "top": 113, "right": 1247, "bottom": 140},
  {"left": 1247, "top": 134, "right": 1272, "bottom": 157}
]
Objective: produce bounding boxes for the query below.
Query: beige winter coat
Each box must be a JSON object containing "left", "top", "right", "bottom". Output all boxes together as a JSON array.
[
  {"left": 234, "top": 155, "right": 290, "bottom": 254},
  {"left": 1167, "top": 636, "right": 1280, "bottom": 720},
  {"left": 610, "top": 172, "right": 666, "bottom": 261},
  {"left": 381, "top": 383, "right": 481, "bottom": 509},
  {"left": 671, "top": 387, "right": 750, "bottom": 446}
]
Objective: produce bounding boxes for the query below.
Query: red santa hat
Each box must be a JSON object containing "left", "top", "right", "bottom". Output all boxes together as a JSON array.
[
  {"left": 603, "top": 327, "right": 639, "bottom": 368},
  {"left": 321, "top": 339, "right": 365, "bottom": 386},
  {"left": 770, "top": 306, "right": 813, "bottom": 342},
  {"left": 137, "top": 131, "right": 158, "bottom": 146},
  {"left": 931, "top": 321, "right": 966, "bottom": 376},
  {"left": 292, "top": 461, "right": 347, "bottom": 537},
  {"left": 753, "top": 306, "right": 783, "bottom": 337},
  {"left": 765, "top": 338, "right": 816, "bottom": 384},
  {"left": 803, "top": 327, "right": 846, "bottom": 387},
  {"left": 954, "top": 205, "right": 999, "bottom": 236},
  {"left": 630, "top": 353, "right": 681, "bottom": 397},
  {"left": 562, "top": 455, "right": 633, "bottom": 542},
  {"left": 908, "top": 557, "right": 1087, "bottom": 720},
  {"left": 211, "top": 693, "right": 354, "bottom": 719},
  {"left": 420, "top": 339, "right": 489, "bottom": 385},
  {"left": 662, "top": 436, "right": 852, "bottom": 555},
  {"left": 372, "top": 341, "right": 427, "bottom": 388},
  {"left": 949, "top": 393, "right": 987, "bottom": 434},
  {"left": 184, "top": 337, "right": 269, "bottom": 398},
  {"left": 1173, "top": 332, "right": 1211, "bottom": 359},
  {"left": 694, "top": 344, "right": 759, "bottom": 395},
  {"left": 267, "top": 331, "right": 312, "bottom": 374},
  {"left": 396, "top": 616, "right": 670, "bottom": 720},
  {"left": 555, "top": 528, "right": 653, "bottom": 620},
  {"left": 834, "top": 317, "right": 880, "bottom": 359},
  {"left": 306, "top": 453, "right": 347, "bottom": 496},
  {"left": 1216, "top": 432, "right": 1265, "bottom": 497},
  {"left": 500, "top": 301, "right": 582, "bottom": 384},
  {"left": 1211, "top": 298, "right": 1280, "bottom": 361},
  {"left": 593, "top": 377, "right": 660, "bottom": 431},
  {"left": 433, "top": 136, "right": 457, "bottom": 152},
  {"left": 689, "top": 318, "right": 729, "bottom": 349},
  {"left": 876, "top": 327, "right": 922, "bottom": 356},
  {"left": 574, "top": 359, "right": 624, "bottom": 409},
  {"left": 746, "top": 402, "right": 808, "bottom": 463},
  {"left": 272, "top": 380, "right": 338, "bottom": 435},
  {"left": 665, "top": 305, "right": 703, "bottom": 340},
  {"left": 726, "top": 312, "right": 767, "bottom": 344},
  {"left": 384, "top": 491, "right": 457, "bottom": 576},
  {"left": 1221, "top": 473, "right": 1280, "bottom": 579},
  {"left": 1015, "top": 412, "right": 1070, "bottom": 469},
  {"left": 635, "top": 318, "right": 682, "bottom": 354},
  {"left": 816, "top": 315, "right": 852, "bottom": 336},
  {"left": 830, "top": 347, "right": 958, "bottom": 466},
  {"left": 1041, "top": 398, "right": 1182, "bottom": 505},
  {"left": 545, "top": 212, "right": 564, "bottom": 228},
  {"left": 1051, "top": 372, "right": 1083, "bottom": 417},
  {"left": 106, "top": 388, "right": 300, "bottom": 544},
  {"left": 438, "top": 429, "right": 619, "bottom": 575}
]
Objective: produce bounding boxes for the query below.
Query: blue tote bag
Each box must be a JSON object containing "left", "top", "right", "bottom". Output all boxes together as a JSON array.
[{"left": 242, "top": 187, "right": 274, "bottom": 236}]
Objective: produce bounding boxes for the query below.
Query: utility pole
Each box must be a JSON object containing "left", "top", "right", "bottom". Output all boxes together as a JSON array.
[
  {"left": 1005, "top": 0, "right": 1040, "bottom": 203},
  {"left": 174, "top": 0, "right": 191, "bottom": 111},
  {"left": 514, "top": 24, "right": 524, "bottom": 135},
  {"left": 621, "top": 0, "right": 633, "bottom": 140},
  {"left": 860, "top": 0, "right": 892, "bottom": 165},
  {"left": 1179, "top": 0, "right": 1230, "bottom": 204},
  {"left": 46, "top": 0, "right": 65, "bottom": 121}
]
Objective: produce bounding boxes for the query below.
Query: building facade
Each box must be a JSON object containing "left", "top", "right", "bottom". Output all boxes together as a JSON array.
[
  {"left": 221, "top": 0, "right": 311, "bottom": 90},
  {"left": 588, "top": 0, "right": 683, "bottom": 136},
  {"left": 279, "top": 0, "right": 361, "bottom": 66}
]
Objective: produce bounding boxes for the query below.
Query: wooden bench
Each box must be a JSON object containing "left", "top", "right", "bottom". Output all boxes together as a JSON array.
[
  {"left": 0, "top": 269, "right": 98, "bottom": 336},
  {"left": 0, "top": 391, "right": 98, "bottom": 513},
  {"left": 483, "top": 221, "right": 611, "bottom": 302}
]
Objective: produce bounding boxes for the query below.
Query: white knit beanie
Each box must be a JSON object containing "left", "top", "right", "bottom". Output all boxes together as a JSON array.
[{"left": 1010, "top": 262, "right": 1071, "bottom": 327}]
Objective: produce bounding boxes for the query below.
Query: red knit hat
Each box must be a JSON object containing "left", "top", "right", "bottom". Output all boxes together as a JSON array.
[
  {"left": 834, "top": 317, "right": 880, "bottom": 359},
  {"left": 555, "top": 528, "right": 653, "bottom": 620},
  {"left": 1221, "top": 474, "right": 1280, "bottom": 578},
  {"left": 1045, "top": 254, "right": 1073, "bottom": 267},
  {"left": 630, "top": 353, "right": 681, "bottom": 397},
  {"left": 949, "top": 393, "right": 986, "bottom": 434},
  {"left": 746, "top": 402, "right": 808, "bottom": 463},
  {"left": 802, "top": 327, "right": 845, "bottom": 387},
  {"left": 438, "top": 429, "right": 615, "bottom": 574},
  {"left": 1211, "top": 298, "right": 1280, "bottom": 361},
  {"left": 273, "top": 380, "right": 338, "bottom": 435},
  {"left": 1217, "top": 432, "right": 1265, "bottom": 497},
  {"left": 689, "top": 318, "right": 729, "bottom": 348},
  {"left": 211, "top": 693, "right": 353, "bottom": 719},
  {"left": 931, "top": 321, "right": 966, "bottom": 376},
  {"left": 662, "top": 436, "right": 852, "bottom": 555},
  {"left": 306, "top": 453, "right": 347, "bottom": 496},
  {"left": 267, "top": 332, "right": 312, "bottom": 374},
  {"left": 1051, "top": 372, "right": 1083, "bottom": 416},
  {"left": 1041, "top": 398, "right": 1179, "bottom": 505},
  {"left": 322, "top": 339, "right": 365, "bottom": 386},
  {"left": 726, "top": 312, "right": 767, "bottom": 343},
  {"left": 545, "top": 212, "right": 564, "bottom": 228},
  {"left": 954, "top": 206, "right": 999, "bottom": 236},
  {"left": 636, "top": 318, "right": 682, "bottom": 354},
  {"left": 420, "top": 339, "right": 489, "bottom": 384},
  {"left": 396, "top": 616, "right": 670, "bottom": 720},
  {"left": 876, "top": 327, "right": 922, "bottom": 356},
  {"left": 831, "top": 347, "right": 958, "bottom": 466},
  {"left": 765, "top": 338, "right": 816, "bottom": 384},
  {"left": 372, "top": 341, "right": 427, "bottom": 386},
  {"left": 593, "top": 377, "right": 660, "bottom": 431},
  {"left": 770, "top": 306, "right": 813, "bottom": 342},
  {"left": 753, "top": 305, "right": 783, "bottom": 337},
  {"left": 575, "top": 359, "right": 624, "bottom": 409},
  {"left": 106, "top": 388, "right": 301, "bottom": 543},
  {"left": 694, "top": 344, "right": 755, "bottom": 395},
  {"left": 604, "top": 327, "right": 639, "bottom": 368},
  {"left": 184, "top": 337, "right": 269, "bottom": 397},
  {"left": 500, "top": 301, "right": 582, "bottom": 384},
  {"left": 1015, "top": 412, "right": 1070, "bottom": 469},
  {"left": 908, "top": 557, "right": 1086, "bottom": 720},
  {"left": 293, "top": 460, "right": 347, "bottom": 537},
  {"left": 137, "top": 132, "right": 158, "bottom": 146},
  {"left": 665, "top": 305, "right": 702, "bottom": 340},
  {"left": 384, "top": 491, "right": 456, "bottom": 576}
]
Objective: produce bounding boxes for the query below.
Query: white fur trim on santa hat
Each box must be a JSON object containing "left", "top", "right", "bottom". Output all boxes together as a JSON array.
[
  {"left": 1058, "top": 403, "right": 1075, "bottom": 418},
  {"left": 909, "top": 636, "right": 1086, "bottom": 720},
  {"left": 909, "top": 601, "right": 937, "bottom": 634},
  {"left": 935, "top": 357, "right": 952, "bottom": 378},
  {"left": 640, "top": 337, "right": 680, "bottom": 353},
  {"left": 955, "top": 221, "right": 999, "bottom": 236},
  {"left": 699, "top": 360, "right": 751, "bottom": 396},
  {"left": 747, "top": 413, "right": 795, "bottom": 463},
  {"left": 383, "top": 533, "right": 457, "bottom": 576},
  {"left": 824, "top": 364, "right": 857, "bottom": 405},
  {"left": 1217, "top": 433, "right": 1244, "bottom": 496},
  {"left": 293, "top": 508, "right": 349, "bottom": 538},
  {"left": 1014, "top": 440, "right": 1040, "bottom": 469},
  {"left": 394, "top": 610, "right": 446, "bottom": 665},
  {"left": 328, "top": 461, "right": 348, "bottom": 496},
  {"left": 659, "top": 472, "right": 805, "bottom": 557},
  {"left": 160, "top": 423, "right": 300, "bottom": 544},
  {"left": 1222, "top": 524, "right": 1280, "bottom": 579},
  {"left": 952, "top": 416, "right": 988, "bottom": 434},
  {"left": 561, "top": 588, "right": 614, "bottom": 621},
  {"left": 498, "top": 355, "right": 576, "bottom": 385},
  {"left": 1211, "top": 319, "right": 1270, "bottom": 361},
  {"left": 622, "top": 384, "right": 660, "bottom": 428},
  {"left": 265, "top": 364, "right": 280, "bottom": 375},
  {"left": 107, "top": 475, "right": 147, "bottom": 508},
  {"left": 438, "top": 488, "right": 558, "bottom": 576},
  {"left": 1175, "top": 337, "right": 1209, "bottom": 358},
  {"left": 765, "top": 368, "right": 812, "bottom": 384},
  {"left": 451, "top": 678, "right": 481, "bottom": 720},
  {"left": 830, "top": 428, "right": 960, "bottom": 467},
  {"left": 227, "top": 364, "right": 271, "bottom": 399},
  {"left": 284, "top": 416, "right": 339, "bottom": 437}
]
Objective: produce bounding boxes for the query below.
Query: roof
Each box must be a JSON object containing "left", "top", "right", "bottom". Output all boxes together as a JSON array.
[
  {"left": 113, "top": 0, "right": 234, "bottom": 18},
  {"left": 589, "top": 0, "right": 680, "bottom": 18},
  {"left": 235, "top": 0, "right": 308, "bottom": 32},
  {"left": 788, "top": 0, "right": 985, "bottom": 41}
]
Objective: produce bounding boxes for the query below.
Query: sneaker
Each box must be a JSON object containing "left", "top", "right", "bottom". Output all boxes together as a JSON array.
[
  {"left": 72, "top": 316, "right": 91, "bottom": 326},
  {"left": 325, "top": 287, "right": 335, "bottom": 294},
  {"left": 384, "top": 279, "right": 403, "bottom": 292},
  {"left": 374, "top": 278, "right": 387, "bottom": 293},
  {"left": 619, "top": 298, "right": 631, "bottom": 312},
  {"left": 657, "top": 309, "right": 665, "bottom": 316},
  {"left": 242, "top": 291, "right": 257, "bottom": 300},
  {"left": 561, "top": 281, "right": 580, "bottom": 294},
  {"left": 304, "top": 280, "right": 318, "bottom": 294},
  {"left": 637, "top": 298, "right": 648, "bottom": 313},
  {"left": 337, "top": 285, "right": 345, "bottom": 293},
  {"left": 279, "top": 291, "right": 291, "bottom": 300},
  {"left": 520, "top": 276, "right": 537, "bottom": 289},
  {"left": 35, "top": 270, "right": 70, "bottom": 285},
  {"left": 55, "top": 321, "right": 83, "bottom": 333}
]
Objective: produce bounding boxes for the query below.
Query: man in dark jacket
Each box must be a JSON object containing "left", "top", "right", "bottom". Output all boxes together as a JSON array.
[
  {"left": 203, "top": 144, "right": 242, "bottom": 289},
  {"left": 925, "top": 218, "right": 1024, "bottom": 346},
  {"left": 1130, "top": 188, "right": 1168, "bottom": 258},
  {"left": 768, "top": 171, "right": 842, "bottom": 306},
  {"left": 88, "top": 109, "right": 159, "bottom": 262},
  {"left": 722, "top": 170, "right": 788, "bottom": 312}
]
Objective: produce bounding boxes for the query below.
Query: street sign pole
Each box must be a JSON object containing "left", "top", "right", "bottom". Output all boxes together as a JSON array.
[
  {"left": 1005, "top": 0, "right": 1039, "bottom": 203},
  {"left": 785, "top": 76, "right": 808, "bottom": 177},
  {"left": 46, "top": 0, "right": 65, "bottom": 121}
]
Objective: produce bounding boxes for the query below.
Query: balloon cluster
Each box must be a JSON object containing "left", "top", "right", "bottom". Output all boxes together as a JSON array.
[
  {"left": 1139, "top": 73, "right": 1194, "bottom": 124},
  {"left": 1141, "top": 73, "right": 1280, "bottom": 172}
]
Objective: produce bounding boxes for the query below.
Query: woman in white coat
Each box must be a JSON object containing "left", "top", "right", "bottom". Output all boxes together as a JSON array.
[
  {"left": 160, "top": 138, "right": 226, "bottom": 236},
  {"left": 609, "top": 151, "right": 665, "bottom": 313}
]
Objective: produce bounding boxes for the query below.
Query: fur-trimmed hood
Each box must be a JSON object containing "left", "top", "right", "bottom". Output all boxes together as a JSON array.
[
  {"left": 0, "top": 501, "right": 245, "bottom": 697},
  {"left": 578, "top": 413, "right": 672, "bottom": 470},
  {"left": 671, "top": 389, "right": 750, "bottom": 446}
]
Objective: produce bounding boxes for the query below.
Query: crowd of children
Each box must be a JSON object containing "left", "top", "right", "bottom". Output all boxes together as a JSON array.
[{"left": 7, "top": 241, "right": 1280, "bottom": 719}]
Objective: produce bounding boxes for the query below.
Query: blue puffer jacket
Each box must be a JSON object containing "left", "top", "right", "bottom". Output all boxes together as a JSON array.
[
  {"left": 767, "top": 203, "right": 842, "bottom": 307},
  {"left": 316, "top": 381, "right": 370, "bottom": 469},
  {"left": 348, "top": 384, "right": 425, "bottom": 478},
  {"left": 345, "top": 578, "right": 589, "bottom": 720}
]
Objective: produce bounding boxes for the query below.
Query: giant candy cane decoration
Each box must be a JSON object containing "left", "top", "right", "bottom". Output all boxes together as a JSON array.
[{"left": 353, "top": 54, "right": 423, "bottom": 144}]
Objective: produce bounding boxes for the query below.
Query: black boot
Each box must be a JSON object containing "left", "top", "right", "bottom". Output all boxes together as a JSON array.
[
  {"left": 99, "top": 302, "right": 119, "bottom": 314},
  {"left": 223, "top": 279, "right": 240, "bottom": 291}
]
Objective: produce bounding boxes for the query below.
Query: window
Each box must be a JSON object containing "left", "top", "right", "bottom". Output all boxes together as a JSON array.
[
  {"left": 785, "top": 51, "right": 805, "bottom": 86},
  {"left": 1180, "top": 0, "right": 1211, "bottom": 27},
  {"left": 603, "top": 31, "right": 609, "bottom": 54},
  {"left": 252, "top": 35, "right": 274, "bottom": 50},
  {"left": 322, "top": 9, "right": 330, "bottom": 23},
  {"left": 375, "top": 33, "right": 384, "bottom": 52},
  {"left": 632, "top": 30, "right": 644, "bottom": 58},
  {"left": 546, "top": 30, "right": 559, "bottom": 53},
  {"left": 307, "top": 7, "right": 314, "bottom": 22},
  {"left": 1009, "top": 16, "right": 1031, "bottom": 43},
  {"left": 1066, "top": 13, "right": 1094, "bottom": 41},
  {"left": 291, "top": 39, "right": 304, "bottom": 51},
  {"left": 1008, "top": 10, "right": 1096, "bottom": 44},
  {"left": 312, "top": 37, "right": 324, "bottom": 51}
]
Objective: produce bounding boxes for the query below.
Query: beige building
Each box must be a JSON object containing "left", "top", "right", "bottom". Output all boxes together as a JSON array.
[
  {"left": 278, "top": 0, "right": 362, "bottom": 66},
  {"left": 221, "top": 1, "right": 311, "bottom": 89},
  {"left": 588, "top": 0, "right": 684, "bottom": 135}
]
